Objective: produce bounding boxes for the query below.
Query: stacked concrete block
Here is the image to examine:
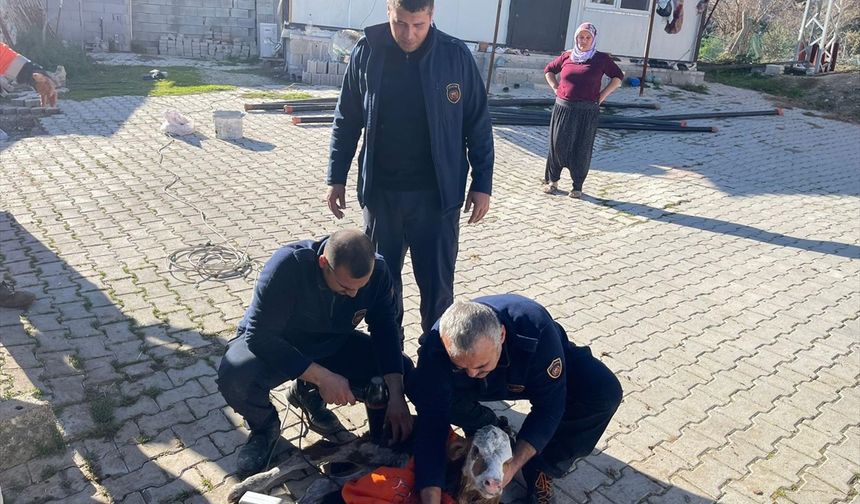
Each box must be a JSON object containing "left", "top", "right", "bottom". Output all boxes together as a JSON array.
[
  {"left": 132, "top": 0, "right": 261, "bottom": 59},
  {"left": 285, "top": 29, "right": 335, "bottom": 79},
  {"left": 156, "top": 34, "right": 258, "bottom": 60},
  {"left": 301, "top": 60, "right": 346, "bottom": 87}
]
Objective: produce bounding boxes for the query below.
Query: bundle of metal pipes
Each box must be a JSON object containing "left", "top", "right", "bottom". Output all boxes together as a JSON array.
[{"left": 246, "top": 97, "right": 782, "bottom": 133}]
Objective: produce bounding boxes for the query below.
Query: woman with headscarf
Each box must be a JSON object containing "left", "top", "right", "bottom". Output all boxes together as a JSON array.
[{"left": 542, "top": 23, "right": 623, "bottom": 198}]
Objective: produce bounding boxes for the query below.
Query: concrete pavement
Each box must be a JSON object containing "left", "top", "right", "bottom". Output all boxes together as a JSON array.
[{"left": 0, "top": 78, "right": 858, "bottom": 503}]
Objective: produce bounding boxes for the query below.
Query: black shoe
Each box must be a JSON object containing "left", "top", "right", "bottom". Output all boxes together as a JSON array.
[
  {"left": 0, "top": 281, "right": 35, "bottom": 309},
  {"left": 236, "top": 424, "right": 280, "bottom": 476},
  {"left": 525, "top": 466, "right": 557, "bottom": 504},
  {"left": 287, "top": 380, "right": 346, "bottom": 437}
]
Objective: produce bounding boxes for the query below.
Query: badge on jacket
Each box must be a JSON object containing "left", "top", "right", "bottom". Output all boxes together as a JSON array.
[
  {"left": 547, "top": 358, "right": 563, "bottom": 379},
  {"left": 446, "top": 83, "right": 461, "bottom": 104},
  {"left": 352, "top": 309, "right": 367, "bottom": 326}
]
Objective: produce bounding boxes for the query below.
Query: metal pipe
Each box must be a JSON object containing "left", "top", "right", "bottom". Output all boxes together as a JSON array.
[
  {"left": 244, "top": 97, "right": 339, "bottom": 111},
  {"left": 485, "top": 0, "right": 504, "bottom": 94},
  {"left": 639, "top": 0, "right": 659, "bottom": 96},
  {"left": 486, "top": 98, "right": 660, "bottom": 109},
  {"left": 295, "top": 115, "right": 715, "bottom": 132},
  {"left": 284, "top": 103, "right": 337, "bottom": 113},
  {"left": 645, "top": 108, "right": 783, "bottom": 121},
  {"left": 292, "top": 115, "right": 334, "bottom": 124}
]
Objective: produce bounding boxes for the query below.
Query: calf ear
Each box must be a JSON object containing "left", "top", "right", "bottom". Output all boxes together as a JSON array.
[{"left": 447, "top": 438, "right": 469, "bottom": 462}]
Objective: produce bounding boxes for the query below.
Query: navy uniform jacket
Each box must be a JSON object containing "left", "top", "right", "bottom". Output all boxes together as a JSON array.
[
  {"left": 327, "top": 23, "right": 494, "bottom": 214},
  {"left": 237, "top": 238, "right": 403, "bottom": 379},
  {"left": 409, "top": 294, "right": 569, "bottom": 490}
]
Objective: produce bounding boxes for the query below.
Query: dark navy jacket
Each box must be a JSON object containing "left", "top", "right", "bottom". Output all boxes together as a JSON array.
[
  {"left": 237, "top": 238, "right": 403, "bottom": 379},
  {"left": 327, "top": 23, "right": 494, "bottom": 214},
  {"left": 409, "top": 294, "right": 569, "bottom": 490}
]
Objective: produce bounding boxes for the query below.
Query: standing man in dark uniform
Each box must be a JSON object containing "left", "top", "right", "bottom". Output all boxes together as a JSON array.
[
  {"left": 408, "top": 296, "right": 623, "bottom": 504},
  {"left": 325, "top": 0, "right": 494, "bottom": 340},
  {"left": 217, "top": 229, "right": 414, "bottom": 476}
]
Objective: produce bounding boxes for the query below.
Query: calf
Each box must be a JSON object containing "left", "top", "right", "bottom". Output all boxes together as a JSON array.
[{"left": 448, "top": 425, "right": 514, "bottom": 504}]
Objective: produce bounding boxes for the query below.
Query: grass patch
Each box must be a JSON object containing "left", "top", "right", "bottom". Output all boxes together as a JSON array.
[
  {"left": 40, "top": 464, "right": 59, "bottom": 480},
  {"left": 31, "top": 388, "right": 44, "bottom": 399},
  {"left": 81, "top": 451, "right": 103, "bottom": 483},
  {"left": 68, "top": 354, "right": 84, "bottom": 371},
  {"left": 36, "top": 425, "right": 67, "bottom": 457},
  {"left": 142, "top": 386, "right": 162, "bottom": 399},
  {"left": 676, "top": 83, "right": 709, "bottom": 94},
  {"left": 66, "top": 65, "right": 236, "bottom": 101},
  {"left": 88, "top": 393, "right": 119, "bottom": 437},
  {"left": 705, "top": 70, "right": 811, "bottom": 99},
  {"left": 240, "top": 90, "right": 313, "bottom": 101}
]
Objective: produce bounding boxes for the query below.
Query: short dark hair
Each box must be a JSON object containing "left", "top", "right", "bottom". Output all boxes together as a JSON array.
[
  {"left": 388, "top": 0, "right": 434, "bottom": 12},
  {"left": 325, "top": 229, "right": 376, "bottom": 279}
]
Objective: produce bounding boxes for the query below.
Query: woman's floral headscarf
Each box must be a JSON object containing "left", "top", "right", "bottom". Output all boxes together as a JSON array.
[{"left": 570, "top": 22, "right": 598, "bottom": 63}]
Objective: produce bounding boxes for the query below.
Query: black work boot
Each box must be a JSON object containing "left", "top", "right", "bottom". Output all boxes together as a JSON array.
[
  {"left": 286, "top": 380, "right": 346, "bottom": 437},
  {"left": 524, "top": 463, "right": 557, "bottom": 504},
  {"left": 0, "top": 281, "right": 35, "bottom": 309},
  {"left": 236, "top": 423, "right": 280, "bottom": 477}
]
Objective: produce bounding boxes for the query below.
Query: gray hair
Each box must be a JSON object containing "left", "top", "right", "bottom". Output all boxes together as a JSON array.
[{"left": 439, "top": 301, "right": 502, "bottom": 358}]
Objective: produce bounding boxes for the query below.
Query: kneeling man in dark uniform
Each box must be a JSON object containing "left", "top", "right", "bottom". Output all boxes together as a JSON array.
[
  {"left": 217, "top": 229, "right": 413, "bottom": 476},
  {"left": 408, "top": 294, "right": 623, "bottom": 504}
]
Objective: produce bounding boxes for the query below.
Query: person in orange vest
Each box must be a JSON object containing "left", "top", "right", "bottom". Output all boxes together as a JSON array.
[{"left": 0, "top": 42, "right": 57, "bottom": 107}]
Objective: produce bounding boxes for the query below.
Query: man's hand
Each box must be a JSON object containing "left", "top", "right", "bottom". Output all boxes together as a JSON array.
[
  {"left": 32, "top": 73, "right": 57, "bottom": 107},
  {"left": 325, "top": 184, "right": 347, "bottom": 219},
  {"left": 502, "top": 461, "right": 517, "bottom": 488},
  {"left": 384, "top": 393, "right": 413, "bottom": 444},
  {"left": 301, "top": 364, "right": 356, "bottom": 406},
  {"left": 420, "top": 487, "right": 443, "bottom": 504},
  {"left": 464, "top": 191, "right": 490, "bottom": 224}
]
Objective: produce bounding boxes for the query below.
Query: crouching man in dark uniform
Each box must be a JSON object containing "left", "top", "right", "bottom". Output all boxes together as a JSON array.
[
  {"left": 408, "top": 295, "right": 623, "bottom": 504},
  {"left": 217, "top": 229, "right": 414, "bottom": 476}
]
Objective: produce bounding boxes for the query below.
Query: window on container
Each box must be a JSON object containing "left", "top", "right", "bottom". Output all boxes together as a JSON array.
[
  {"left": 590, "top": 0, "right": 651, "bottom": 9},
  {"left": 619, "top": 0, "right": 650, "bottom": 10}
]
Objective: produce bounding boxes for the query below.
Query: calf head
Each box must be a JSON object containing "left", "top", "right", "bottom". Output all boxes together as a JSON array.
[{"left": 448, "top": 425, "right": 513, "bottom": 503}]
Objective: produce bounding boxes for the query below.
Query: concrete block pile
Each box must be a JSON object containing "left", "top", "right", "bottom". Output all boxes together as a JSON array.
[
  {"left": 158, "top": 34, "right": 258, "bottom": 60},
  {"left": 284, "top": 30, "right": 335, "bottom": 79},
  {"left": 302, "top": 60, "right": 347, "bottom": 86}
]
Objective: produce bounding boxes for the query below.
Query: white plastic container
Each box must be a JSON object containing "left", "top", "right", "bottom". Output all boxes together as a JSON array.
[{"left": 213, "top": 110, "right": 244, "bottom": 140}]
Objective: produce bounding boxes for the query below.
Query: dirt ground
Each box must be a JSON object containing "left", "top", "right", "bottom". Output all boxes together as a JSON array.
[{"left": 770, "top": 71, "right": 860, "bottom": 123}]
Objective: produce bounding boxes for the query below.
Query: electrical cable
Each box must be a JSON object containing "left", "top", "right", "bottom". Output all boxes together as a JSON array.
[
  {"left": 155, "top": 94, "right": 260, "bottom": 283},
  {"left": 358, "top": 0, "right": 379, "bottom": 28},
  {"left": 266, "top": 391, "right": 344, "bottom": 491}
]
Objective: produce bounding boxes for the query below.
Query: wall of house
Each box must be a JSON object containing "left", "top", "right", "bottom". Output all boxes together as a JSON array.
[
  {"left": 43, "top": 0, "right": 133, "bottom": 50},
  {"left": 42, "top": 0, "right": 278, "bottom": 56},
  {"left": 569, "top": 0, "right": 701, "bottom": 62},
  {"left": 289, "top": 0, "right": 513, "bottom": 45},
  {"left": 291, "top": 0, "right": 699, "bottom": 62}
]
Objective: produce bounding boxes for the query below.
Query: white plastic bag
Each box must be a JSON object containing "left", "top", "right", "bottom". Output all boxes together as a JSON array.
[{"left": 160, "top": 109, "right": 195, "bottom": 136}]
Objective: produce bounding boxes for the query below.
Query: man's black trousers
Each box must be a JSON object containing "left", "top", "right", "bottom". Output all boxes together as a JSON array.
[
  {"left": 217, "top": 331, "right": 414, "bottom": 432},
  {"left": 363, "top": 188, "right": 460, "bottom": 336}
]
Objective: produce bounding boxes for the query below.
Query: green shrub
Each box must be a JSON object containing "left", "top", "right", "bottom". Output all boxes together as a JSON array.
[
  {"left": 699, "top": 36, "right": 726, "bottom": 62},
  {"left": 760, "top": 25, "right": 797, "bottom": 62},
  {"left": 12, "top": 27, "right": 93, "bottom": 78}
]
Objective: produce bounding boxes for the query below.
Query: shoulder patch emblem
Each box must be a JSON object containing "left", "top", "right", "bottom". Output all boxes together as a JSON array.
[
  {"left": 351, "top": 309, "right": 367, "bottom": 326},
  {"left": 446, "top": 83, "right": 461, "bottom": 104},
  {"left": 547, "top": 358, "right": 563, "bottom": 380}
]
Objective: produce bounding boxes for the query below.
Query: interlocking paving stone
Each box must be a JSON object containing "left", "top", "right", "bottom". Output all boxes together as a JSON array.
[{"left": 0, "top": 76, "right": 857, "bottom": 503}]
